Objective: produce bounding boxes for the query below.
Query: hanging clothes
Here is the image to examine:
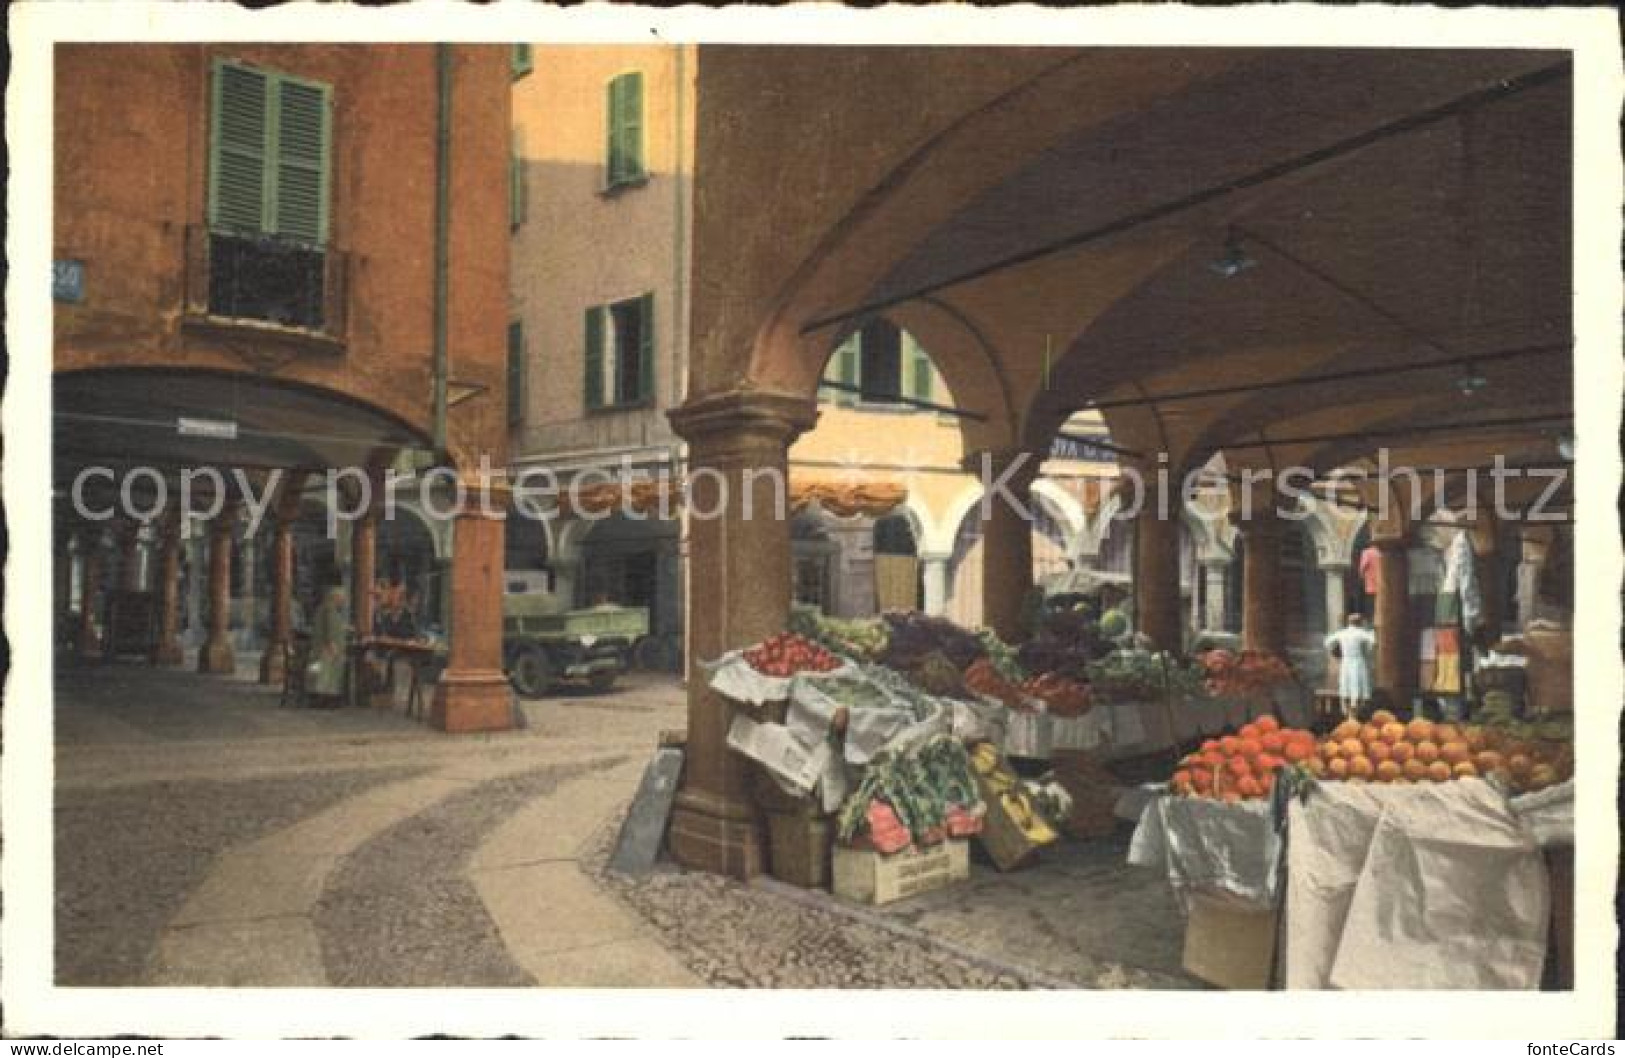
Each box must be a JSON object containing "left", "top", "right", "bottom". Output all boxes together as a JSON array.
[
  {"left": 1440, "top": 530, "right": 1482, "bottom": 630},
  {"left": 1358, "top": 545, "right": 1382, "bottom": 596},
  {"left": 1431, "top": 626, "right": 1463, "bottom": 695}
]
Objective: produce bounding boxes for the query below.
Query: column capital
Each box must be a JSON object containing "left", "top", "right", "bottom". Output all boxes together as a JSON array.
[
  {"left": 668, "top": 389, "right": 819, "bottom": 455},
  {"left": 960, "top": 447, "right": 1038, "bottom": 485}
]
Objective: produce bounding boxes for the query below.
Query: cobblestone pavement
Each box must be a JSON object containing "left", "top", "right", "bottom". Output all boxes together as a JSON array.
[{"left": 50, "top": 657, "right": 1195, "bottom": 989}]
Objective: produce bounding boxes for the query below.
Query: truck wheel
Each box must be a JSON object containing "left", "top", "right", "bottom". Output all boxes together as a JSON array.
[
  {"left": 631, "top": 636, "right": 662, "bottom": 672},
  {"left": 510, "top": 646, "right": 552, "bottom": 698},
  {"left": 588, "top": 670, "right": 617, "bottom": 693}
]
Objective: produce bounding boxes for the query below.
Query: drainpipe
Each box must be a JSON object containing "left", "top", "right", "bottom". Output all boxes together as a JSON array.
[{"left": 432, "top": 44, "right": 452, "bottom": 458}]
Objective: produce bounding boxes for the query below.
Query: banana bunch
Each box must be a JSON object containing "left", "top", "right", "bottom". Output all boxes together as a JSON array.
[{"left": 969, "top": 742, "right": 1058, "bottom": 845}]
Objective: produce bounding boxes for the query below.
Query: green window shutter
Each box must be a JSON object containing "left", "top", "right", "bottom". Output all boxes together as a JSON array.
[
  {"left": 907, "top": 334, "right": 933, "bottom": 404},
  {"left": 637, "top": 293, "right": 656, "bottom": 403},
  {"left": 606, "top": 72, "right": 644, "bottom": 187},
  {"left": 507, "top": 321, "right": 525, "bottom": 425},
  {"left": 270, "top": 75, "right": 332, "bottom": 245},
  {"left": 511, "top": 44, "right": 533, "bottom": 80},
  {"left": 584, "top": 305, "right": 605, "bottom": 410},
  {"left": 835, "top": 336, "right": 859, "bottom": 407},
  {"left": 509, "top": 130, "right": 525, "bottom": 229},
  {"left": 621, "top": 72, "right": 644, "bottom": 180},
  {"left": 210, "top": 61, "right": 271, "bottom": 233}
]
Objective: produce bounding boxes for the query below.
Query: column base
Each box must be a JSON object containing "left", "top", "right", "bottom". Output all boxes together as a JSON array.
[
  {"left": 666, "top": 789, "right": 767, "bottom": 880},
  {"left": 431, "top": 669, "right": 514, "bottom": 733},
  {"left": 151, "top": 640, "right": 185, "bottom": 667},
  {"left": 198, "top": 639, "right": 236, "bottom": 674},
  {"left": 258, "top": 642, "right": 288, "bottom": 684}
]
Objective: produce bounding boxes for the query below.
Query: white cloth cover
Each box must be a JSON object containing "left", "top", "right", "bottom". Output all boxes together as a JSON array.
[
  {"left": 1127, "top": 794, "right": 1282, "bottom": 911},
  {"left": 1285, "top": 779, "right": 1550, "bottom": 990}
]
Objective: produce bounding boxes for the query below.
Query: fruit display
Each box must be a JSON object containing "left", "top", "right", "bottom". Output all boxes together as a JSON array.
[
  {"left": 880, "top": 611, "right": 987, "bottom": 671},
  {"left": 969, "top": 740, "right": 1060, "bottom": 846},
  {"left": 1019, "top": 606, "right": 1109, "bottom": 683},
  {"left": 742, "top": 633, "right": 842, "bottom": 677},
  {"left": 1019, "top": 672, "right": 1092, "bottom": 717},
  {"left": 1199, "top": 649, "right": 1295, "bottom": 698},
  {"left": 1169, "top": 715, "right": 1319, "bottom": 802},
  {"left": 1308, "top": 711, "right": 1572, "bottom": 793}
]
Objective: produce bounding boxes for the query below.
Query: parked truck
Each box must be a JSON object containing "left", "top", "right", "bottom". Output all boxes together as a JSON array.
[{"left": 501, "top": 593, "right": 649, "bottom": 697}]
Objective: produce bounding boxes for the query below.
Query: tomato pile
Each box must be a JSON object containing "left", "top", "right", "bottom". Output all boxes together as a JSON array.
[
  {"left": 1170, "top": 715, "right": 1318, "bottom": 802},
  {"left": 1019, "top": 672, "right": 1092, "bottom": 717},
  {"left": 742, "top": 632, "right": 841, "bottom": 677},
  {"left": 1199, "top": 649, "right": 1295, "bottom": 698},
  {"left": 963, "top": 657, "right": 1027, "bottom": 709}
]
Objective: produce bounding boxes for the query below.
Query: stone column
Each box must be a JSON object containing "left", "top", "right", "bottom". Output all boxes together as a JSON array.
[
  {"left": 1242, "top": 511, "right": 1285, "bottom": 655},
  {"left": 198, "top": 503, "right": 239, "bottom": 674},
  {"left": 1135, "top": 506, "right": 1183, "bottom": 650},
  {"left": 1373, "top": 536, "right": 1414, "bottom": 704},
  {"left": 1200, "top": 558, "right": 1229, "bottom": 633},
  {"left": 259, "top": 512, "right": 298, "bottom": 684},
  {"left": 667, "top": 390, "right": 819, "bottom": 880},
  {"left": 920, "top": 552, "right": 951, "bottom": 616},
  {"left": 351, "top": 507, "right": 378, "bottom": 639},
  {"left": 973, "top": 449, "right": 1037, "bottom": 643},
  {"left": 116, "top": 519, "right": 144, "bottom": 591},
  {"left": 184, "top": 529, "right": 206, "bottom": 647},
  {"left": 1322, "top": 561, "right": 1350, "bottom": 635},
  {"left": 430, "top": 474, "right": 515, "bottom": 734},
  {"left": 151, "top": 515, "right": 185, "bottom": 666},
  {"left": 76, "top": 529, "right": 105, "bottom": 659},
  {"left": 551, "top": 553, "right": 582, "bottom": 609}
]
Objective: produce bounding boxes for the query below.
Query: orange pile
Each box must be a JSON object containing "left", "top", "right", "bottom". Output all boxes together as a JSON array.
[
  {"left": 1169, "top": 715, "right": 1318, "bottom": 803},
  {"left": 1308, "top": 711, "right": 1571, "bottom": 792}
]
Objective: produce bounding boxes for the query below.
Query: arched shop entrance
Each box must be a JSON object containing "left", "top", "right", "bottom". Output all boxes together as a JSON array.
[{"left": 658, "top": 48, "right": 1574, "bottom": 888}]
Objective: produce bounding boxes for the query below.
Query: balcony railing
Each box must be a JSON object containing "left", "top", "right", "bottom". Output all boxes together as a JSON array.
[{"left": 183, "top": 224, "right": 349, "bottom": 347}]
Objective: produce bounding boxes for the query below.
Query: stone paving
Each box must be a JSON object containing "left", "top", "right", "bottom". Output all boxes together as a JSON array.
[{"left": 51, "top": 656, "right": 1197, "bottom": 989}]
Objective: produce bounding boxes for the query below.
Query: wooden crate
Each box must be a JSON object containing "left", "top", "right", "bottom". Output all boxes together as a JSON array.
[
  {"left": 1182, "top": 889, "right": 1278, "bottom": 990},
  {"left": 832, "top": 840, "right": 969, "bottom": 905},
  {"left": 766, "top": 811, "right": 834, "bottom": 889}
]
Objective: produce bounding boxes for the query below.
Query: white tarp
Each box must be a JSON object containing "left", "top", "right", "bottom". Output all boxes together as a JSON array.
[
  {"left": 1127, "top": 794, "right": 1282, "bottom": 910},
  {"left": 1286, "top": 779, "right": 1550, "bottom": 990},
  {"left": 1509, "top": 779, "right": 1574, "bottom": 847}
]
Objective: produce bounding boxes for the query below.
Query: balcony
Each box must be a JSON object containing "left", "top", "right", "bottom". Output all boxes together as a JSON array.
[{"left": 182, "top": 225, "right": 350, "bottom": 355}]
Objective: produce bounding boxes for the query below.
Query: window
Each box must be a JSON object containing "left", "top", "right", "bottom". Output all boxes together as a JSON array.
[
  {"left": 207, "top": 60, "right": 333, "bottom": 328},
  {"left": 818, "top": 319, "right": 935, "bottom": 408},
  {"left": 605, "top": 71, "right": 645, "bottom": 189},
  {"left": 507, "top": 320, "right": 525, "bottom": 425},
  {"left": 509, "top": 129, "right": 526, "bottom": 230},
  {"left": 584, "top": 294, "right": 655, "bottom": 410},
  {"left": 511, "top": 44, "right": 533, "bottom": 80}
]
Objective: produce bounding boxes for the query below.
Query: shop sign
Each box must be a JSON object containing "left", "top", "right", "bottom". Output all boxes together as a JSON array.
[{"left": 176, "top": 416, "right": 239, "bottom": 440}]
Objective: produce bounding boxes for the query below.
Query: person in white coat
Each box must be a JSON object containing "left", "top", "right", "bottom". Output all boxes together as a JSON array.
[{"left": 1325, "top": 613, "right": 1376, "bottom": 720}]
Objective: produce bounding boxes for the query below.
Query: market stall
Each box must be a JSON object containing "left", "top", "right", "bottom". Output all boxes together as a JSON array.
[
  {"left": 706, "top": 600, "right": 1318, "bottom": 905},
  {"left": 1127, "top": 707, "right": 1575, "bottom": 989}
]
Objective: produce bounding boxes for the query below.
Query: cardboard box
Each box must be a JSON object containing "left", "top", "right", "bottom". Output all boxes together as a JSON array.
[
  {"left": 1182, "top": 888, "right": 1278, "bottom": 990},
  {"left": 832, "top": 840, "right": 969, "bottom": 905},
  {"left": 974, "top": 775, "right": 1055, "bottom": 870}
]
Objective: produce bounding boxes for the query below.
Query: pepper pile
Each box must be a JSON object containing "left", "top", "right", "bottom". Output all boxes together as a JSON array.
[
  {"left": 1199, "top": 649, "right": 1295, "bottom": 698},
  {"left": 742, "top": 633, "right": 841, "bottom": 677},
  {"left": 963, "top": 657, "right": 1028, "bottom": 710},
  {"left": 1019, "top": 672, "right": 1092, "bottom": 717}
]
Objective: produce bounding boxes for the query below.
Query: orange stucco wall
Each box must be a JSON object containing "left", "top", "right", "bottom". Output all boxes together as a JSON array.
[{"left": 53, "top": 43, "right": 511, "bottom": 467}]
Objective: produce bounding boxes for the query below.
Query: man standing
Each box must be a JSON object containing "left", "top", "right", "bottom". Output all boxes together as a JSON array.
[{"left": 1325, "top": 613, "right": 1376, "bottom": 720}]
